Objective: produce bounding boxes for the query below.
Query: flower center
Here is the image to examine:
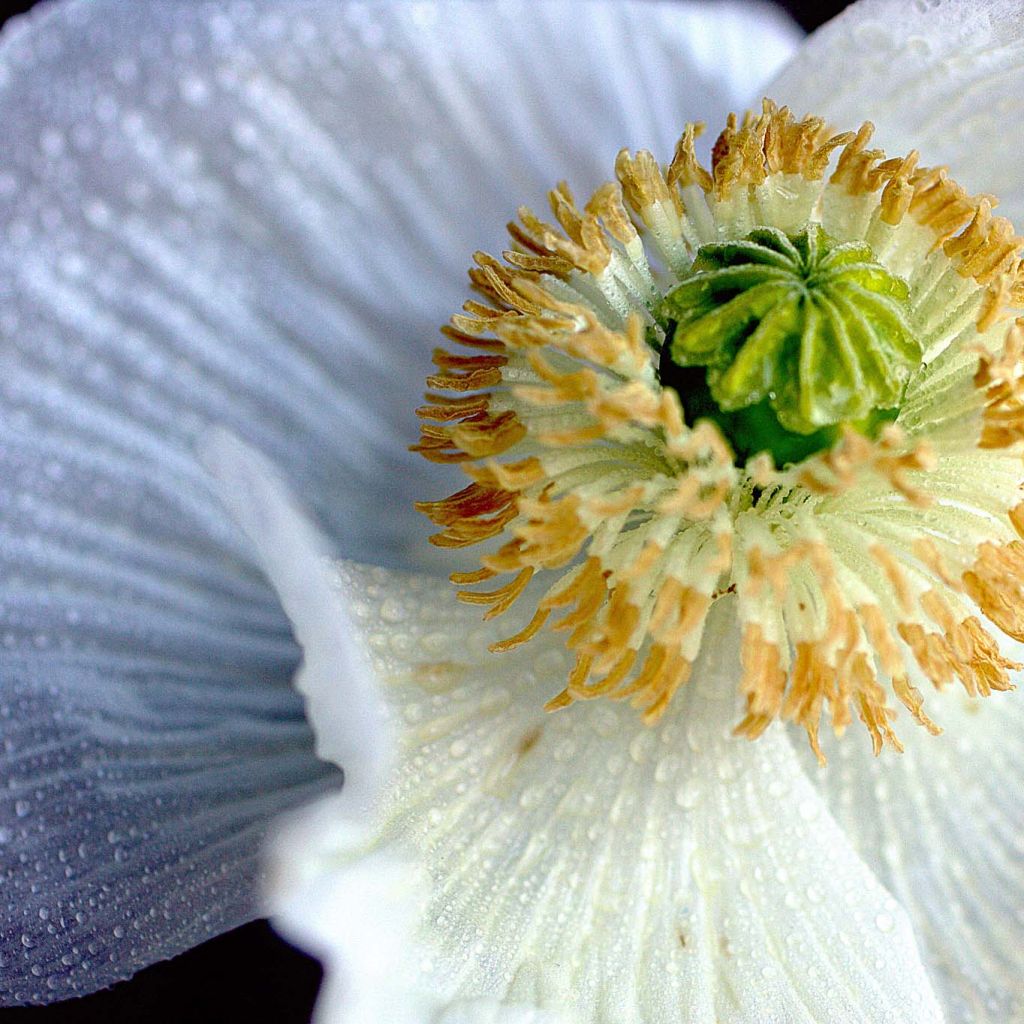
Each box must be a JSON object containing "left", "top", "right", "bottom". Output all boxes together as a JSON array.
[
  {"left": 655, "top": 225, "right": 917, "bottom": 465},
  {"left": 415, "top": 101, "right": 1024, "bottom": 758}
]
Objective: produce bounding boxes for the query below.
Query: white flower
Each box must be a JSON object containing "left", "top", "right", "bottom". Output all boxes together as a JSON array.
[{"left": 1, "top": 2, "right": 1023, "bottom": 1024}]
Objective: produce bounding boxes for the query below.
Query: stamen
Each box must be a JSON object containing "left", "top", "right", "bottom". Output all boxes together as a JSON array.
[
  {"left": 489, "top": 607, "right": 552, "bottom": 653},
  {"left": 413, "top": 100, "right": 1024, "bottom": 756}
]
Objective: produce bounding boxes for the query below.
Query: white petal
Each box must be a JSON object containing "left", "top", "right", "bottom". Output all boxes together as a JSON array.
[
  {"left": 0, "top": 346, "right": 340, "bottom": 1002},
  {"left": 273, "top": 563, "right": 944, "bottom": 1024},
  {"left": 271, "top": 799, "right": 567, "bottom": 1024},
  {"left": 435, "top": 1000, "right": 570, "bottom": 1024},
  {"left": 271, "top": 799, "right": 434, "bottom": 1024},
  {"left": 0, "top": 0, "right": 800, "bottom": 1004},
  {"left": 0, "top": 509, "right": 337, "bottom": 1008},
  {"left": 769, "top": 0, "right": 1024, "bottom": 224},
  {"left": 0, "top": 0, "right": 798, "bottom": 567},
  {"left": 201, "top": 429, "right": 391, "bottom": 812},
  {"left": 807, "top": 683, "right": 1024, "bottom": 1023},
  {"left": 0, "top": 674, "right": 336, "bottom": 1005}
]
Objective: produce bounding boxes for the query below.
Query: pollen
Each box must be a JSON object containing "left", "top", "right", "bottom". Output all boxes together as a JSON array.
[{"left": 414, "top": 99, "right": 1024, "bottom": 756}]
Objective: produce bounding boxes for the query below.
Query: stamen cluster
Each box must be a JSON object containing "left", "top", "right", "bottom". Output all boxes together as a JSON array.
[{"left": 414, "top": 100, "right": 1024, "bottom": 757}]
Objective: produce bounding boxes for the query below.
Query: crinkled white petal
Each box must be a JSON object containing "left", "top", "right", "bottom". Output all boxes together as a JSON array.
[
  {"left": 806, "top": 674, "right": 1024, "bottom": 1024},
  {"left": 769, "top": 0, "right": 1024, "bottom": 224},
  {"left": 0, "top": 300, "right": 340, "bottom": 1002},
  {"left": 271, "top": 563, "right": 945, "bottom": 1024},
  {"left": 0, "top": 0, "right": 799, "bottom": 569}
]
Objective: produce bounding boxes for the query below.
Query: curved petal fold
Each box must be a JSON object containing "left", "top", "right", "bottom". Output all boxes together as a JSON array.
[{"left": 202, "top": 429, "right": 392, "bottom": 810}]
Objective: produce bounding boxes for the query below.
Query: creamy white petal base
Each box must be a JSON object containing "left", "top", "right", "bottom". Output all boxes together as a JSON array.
[
  {"left": 808, "top": 680, "right": 1024, "bottom": 1024},
  {"left": 272, "top": 563, "right": 946, "bottom": 1024},
  {"left": 769, "top": 0, "right": 1024, "bottom": 225}
]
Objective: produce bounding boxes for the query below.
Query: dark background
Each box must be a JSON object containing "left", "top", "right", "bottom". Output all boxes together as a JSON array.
[{"left": 0, "top": 0, "right": 853, "bottom": 1021}]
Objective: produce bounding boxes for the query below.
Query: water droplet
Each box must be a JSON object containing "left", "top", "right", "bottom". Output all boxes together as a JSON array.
[
  {"left": 797, "top": 797, "right": 820, "bottom": 822},
  {"left": 179, "top": 73, "right": 209, "bottom": 105},
  {"left": 551, "top": 737, "right": 576, "bottom": 763},
  {"left": 380, "top": 598, "right": 407, "bottom": 623},
  {"left": 654, "top": 755, "right": 679, "bottom": 783},
  {"left": 685, "top": 722, "right": 705, "bottom": 753},
  {"left": 675, "top": 779, "right": 701, "bottom": 809},
  {"left": 389, "top": 632, "right": 412, "bottom": 655},
  {"left": 518, "top": 785, "right": 544, "bottom": 810},
  {"left": 629, "top": 731, "right": 654, "bottom": 764},
  {"left": 875, "top": 912, "right": 895, "bottom": 933}
]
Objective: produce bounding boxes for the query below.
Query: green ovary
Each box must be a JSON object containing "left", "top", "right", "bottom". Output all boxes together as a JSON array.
[{"left": 656, "top": 225, "right": 920, "bottom": 466}]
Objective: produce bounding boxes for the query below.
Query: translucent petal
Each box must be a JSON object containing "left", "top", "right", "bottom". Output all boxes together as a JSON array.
[
  {"left": 807, "top": 683, "right": 1024, "bottom": 1023},
  {"left": 272, "top": 797, "right": 572, "bottom": 1024},
  {"left": 272, "top": 793, "right": 574, "bottom": 1024},
  {"left": 0, "top": 0, "right": 799, "bottom": 567},
  {"left": 273, "top": 564, "right": 945, "bottom": 1024},
  {"left": 769, "top": 0, "right": 1024, "bottom": 225},
  {"left": 0, "top": 309, "right": 340, "bottom": 1003},
  {"left": 0, "top": 614, "right": 338, "bottom": 1004},
  {"left": 272, "top": 805, "right": 433, "bottom": 1024}
]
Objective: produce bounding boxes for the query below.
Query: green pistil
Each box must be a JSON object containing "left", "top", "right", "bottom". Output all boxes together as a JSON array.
[{"left": 655, "top": 225, "right": 919, "bottom": 466}]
